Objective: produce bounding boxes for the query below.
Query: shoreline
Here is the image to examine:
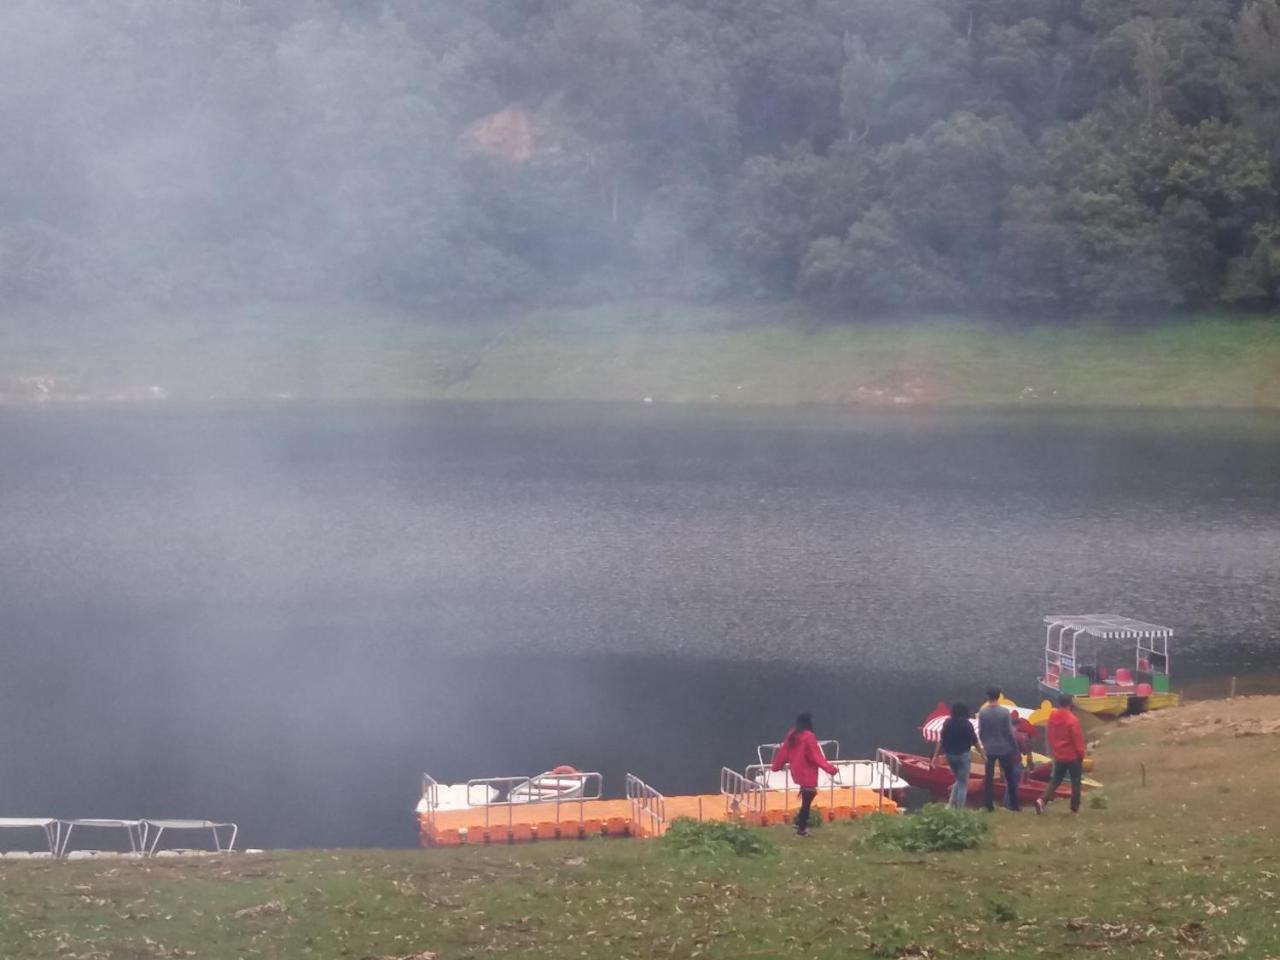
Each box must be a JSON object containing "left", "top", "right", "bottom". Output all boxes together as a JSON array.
[
  {"left": 3, "top": 695, "right": 1278, "bottom": 958},
  {"left": 3, "top": 303, "right": 1279, "bottom": 410}
]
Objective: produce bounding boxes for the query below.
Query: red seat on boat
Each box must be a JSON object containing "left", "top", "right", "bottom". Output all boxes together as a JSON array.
[
  {"left": 1089, "top": 683, "right": 1109, "bottom": 698},
  {"left": 1135, "top": 682, "right": 1154, "bottom": 696},
  {"left": 1115, "top": 668, "right": 1133, "bottom": 684}
]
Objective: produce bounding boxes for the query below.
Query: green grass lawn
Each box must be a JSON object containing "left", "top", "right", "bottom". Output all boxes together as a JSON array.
[
  {"left": 2, "top": 302, "right": 1279, "bottom": 407},
  {"left": 2, "top": 697, "right": 1277, "bottom": 959}
]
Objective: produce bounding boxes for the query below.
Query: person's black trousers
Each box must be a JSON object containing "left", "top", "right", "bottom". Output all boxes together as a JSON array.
[
  {"left": 983, "top": 754, "right": 1021, "bottom": 811},
  {"left": 1041, "top": 759, "right": 1084, "bottom": 812},
  {"left": 795, "top": 787, "right": 817, "bottom": 832}
]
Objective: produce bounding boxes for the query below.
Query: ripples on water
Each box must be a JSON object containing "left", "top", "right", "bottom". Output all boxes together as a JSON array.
[{"left": 0, "top": 404, "right": 1276, "bottom": 846}]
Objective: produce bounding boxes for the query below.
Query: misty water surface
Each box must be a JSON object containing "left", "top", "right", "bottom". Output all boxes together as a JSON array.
[{"left": 0, "top": 404, "right": 1277, "bottom": 848}]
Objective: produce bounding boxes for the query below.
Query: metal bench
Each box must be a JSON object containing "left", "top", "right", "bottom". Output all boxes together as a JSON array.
[
  {"left": 59, "top": 819, "right": 144, "bottom": 857},
  {"left": 141, "top": 819, "right": 238, "bottom": 856},
  {"left": 0, "top": 818, "right": 61, "bottom": 856}
]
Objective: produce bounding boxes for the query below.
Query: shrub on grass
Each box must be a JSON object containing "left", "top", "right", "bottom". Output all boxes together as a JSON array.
[
  {"left": 661, "top": 818, "right": 775, "bottom": 857},
  {"left": 987, "top": 896, "right": 1019, "bottom": 923},
  {"left": 861, "top": 804, "right": 990, "bottom": 852}
]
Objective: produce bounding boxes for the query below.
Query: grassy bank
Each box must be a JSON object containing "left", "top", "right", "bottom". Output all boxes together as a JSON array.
[
  {"left": 2, "top": 697, "right": 1278, "bottom": 959},
  {"left": 2, "top": 303, "right": 1279, "bottom": 408}
]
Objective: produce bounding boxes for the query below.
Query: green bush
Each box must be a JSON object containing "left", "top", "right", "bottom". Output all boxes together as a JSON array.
[
  {"left": 861, "top": 805, "right": 990, "bottom": 852},
  {"left": 661, "top": 818, "right": 775, "bottom": 858},
  {"left": 987, "top": 896, "right": 1019, "bottom": 923}
]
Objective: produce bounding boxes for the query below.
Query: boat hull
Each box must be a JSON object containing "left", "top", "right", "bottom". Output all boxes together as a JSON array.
[
  {"left": 886, "top": 751, "right": 1080, "bottom": 809},
  {"left": 1038, "top": 681, "right": 1180, "bottom": 722}
]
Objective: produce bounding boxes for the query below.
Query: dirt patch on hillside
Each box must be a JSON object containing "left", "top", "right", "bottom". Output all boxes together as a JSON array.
[{"left": 1121, "top": 695, "right": 1280, "bottom": 743}]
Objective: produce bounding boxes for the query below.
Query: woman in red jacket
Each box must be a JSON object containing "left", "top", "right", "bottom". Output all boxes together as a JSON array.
[{"left": 771, "top": 712, "right": 839, "bottom": 837}]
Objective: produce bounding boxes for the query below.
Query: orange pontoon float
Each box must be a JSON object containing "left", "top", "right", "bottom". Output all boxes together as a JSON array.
[{"left": 417, "top": 750, "right": 902, "bottom": 847}]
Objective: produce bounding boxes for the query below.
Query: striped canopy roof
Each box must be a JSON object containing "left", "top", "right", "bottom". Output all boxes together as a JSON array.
[
  {"left": 1044, "top": 614, "right": 1172, "bottom": 639},
  {"left": 920, "top": 700, "right": 1037, "bottom": 742}
]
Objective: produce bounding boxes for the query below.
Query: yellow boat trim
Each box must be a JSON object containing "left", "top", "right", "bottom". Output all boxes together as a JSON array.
[{"left": 1073, "top": 695, "right": 1128, "bottom": 717}]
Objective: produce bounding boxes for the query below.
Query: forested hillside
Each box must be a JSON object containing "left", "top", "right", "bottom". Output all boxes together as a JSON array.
[{"left": 3, "top": 0, "right": 1280, "bottom": 318}]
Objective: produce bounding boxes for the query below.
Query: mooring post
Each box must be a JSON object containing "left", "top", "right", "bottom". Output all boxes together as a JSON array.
[
  {"left": 1230, "top": 676, "right": 1237, "bottom": 699},
  {"left": 1140, "top": 762, "right": 1147, "bottom": 787}
]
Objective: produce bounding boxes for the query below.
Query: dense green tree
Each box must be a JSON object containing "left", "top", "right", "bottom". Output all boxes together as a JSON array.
[{"left": 2, "top": 0, "right": 1280, "bottom": 315}]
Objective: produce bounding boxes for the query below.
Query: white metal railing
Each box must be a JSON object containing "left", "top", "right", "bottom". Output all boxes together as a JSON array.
[
  {"left": 625, "top": 773, "right": 667, "bottom": 837},
  {"left": 719, "top": 767, "right": 766, "bottom": 821},
  {"left": 464, "top": 772, "right": 604, "bottom": 832},
  {"left": 756, "top": 739, "right": 840, "bottom": 767},
  {"left": 874, "top": 748, "right": 903, "bottom": 813},
  {"left": 419, "top": 772, "right": 441, "bottom": 830}
]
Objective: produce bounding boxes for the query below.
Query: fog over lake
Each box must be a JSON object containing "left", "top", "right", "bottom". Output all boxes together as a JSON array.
[{"left": 1, "top": 404, "right": 1277, "bottom": 847}]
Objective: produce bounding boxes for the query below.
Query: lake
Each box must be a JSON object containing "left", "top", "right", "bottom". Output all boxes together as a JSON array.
[{"left": 0, "top": 403, "right": 1277, "bottom": 848}]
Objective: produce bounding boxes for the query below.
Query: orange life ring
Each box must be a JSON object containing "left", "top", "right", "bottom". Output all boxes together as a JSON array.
[{"left": 551, "top": 764, "right": 578, "bottom": 775}]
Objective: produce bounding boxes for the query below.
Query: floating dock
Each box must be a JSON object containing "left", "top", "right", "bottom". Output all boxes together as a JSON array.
[{"left": 418, "top": 765, "right": 901, "bottom": 847}]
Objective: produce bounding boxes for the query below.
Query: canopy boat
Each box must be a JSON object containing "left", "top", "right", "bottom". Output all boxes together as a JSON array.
[{"left": 1040, "top": 614, "right": 1180, "bottom": 719}]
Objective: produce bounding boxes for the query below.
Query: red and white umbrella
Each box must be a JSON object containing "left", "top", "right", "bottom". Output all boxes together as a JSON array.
[{"left": 919, "top": 700, "right": 1036, "bottom": 743}]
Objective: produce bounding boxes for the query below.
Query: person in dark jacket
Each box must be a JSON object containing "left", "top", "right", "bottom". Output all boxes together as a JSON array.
[
  {"left": 771, "top": 712, "right": 839, "bottom": 837},
  {"left": 931, "top": 702, "right": 985, "bottom": 808}
]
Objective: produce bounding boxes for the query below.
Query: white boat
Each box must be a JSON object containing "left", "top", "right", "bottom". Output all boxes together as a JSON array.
[
  {"left": 752, "top": 742, "right": 907, "bottom": 793},
  {"left": 509, "top": 767, "right": 587, "bottom": 804},
  {"left": 752, "top": 760, "right": 907, "bottom": 793},
  {"left": 415, "top": 783, "right": 498, "bottom": 814}
]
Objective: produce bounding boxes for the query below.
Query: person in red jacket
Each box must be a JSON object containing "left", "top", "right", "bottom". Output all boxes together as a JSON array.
[
  {"left": 1035, "top": 694, "right": 1087, "bottom": 814},
  {"left": 771, "top": 712, "right": 839, "bottom": 836}
]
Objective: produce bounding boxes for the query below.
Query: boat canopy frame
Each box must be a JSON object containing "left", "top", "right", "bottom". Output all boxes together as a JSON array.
[{"left": 1043, "top": 614, "right": 1173, "bottom": 688}]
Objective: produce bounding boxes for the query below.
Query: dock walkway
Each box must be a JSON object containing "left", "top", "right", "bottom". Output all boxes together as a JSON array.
[{"left": 420, "top": 784, "right": 899, "bottom": 846}]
